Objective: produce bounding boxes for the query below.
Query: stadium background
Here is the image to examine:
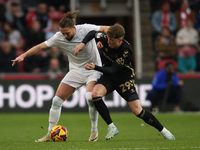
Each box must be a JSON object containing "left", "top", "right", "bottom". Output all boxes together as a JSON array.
[{"left": 0, "top": 0, "right": 200, "bottom": 113}]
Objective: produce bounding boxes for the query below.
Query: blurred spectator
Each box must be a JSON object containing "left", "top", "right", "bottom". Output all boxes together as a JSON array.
[
  {"left": 174, "top": 0, "right": 196, "bottom": 30},
  {"left": 43, "top": 46, "right": 68, "bottom": 72},
  {"left": 5, "top": 2, "right": 26, "bottom": 37},
  {"left": 48, "top": 6, "right": 64, "bottom": 23},
  {"left": 25, "top": 20, "right": 45, "bottom": 49},
  {"left": 2, "top": 22, "right": 24, "bottom": 49},
  {"left": 0, "top": 41, "right": 18, "bottom": 72},
  {"left": 35, "top": 3, "right": 52, "bottom": 32},
  {"left": 45, "top": 21, "right": 59, "bottom": 40},
  {"left": 25, "top": 7, "right": 37, "bottom": 28},
  {"left": 146, "top": 62, "right": 183, "bottom": 113},
  {"left": 25, "top": 3, "right": 52, "bottom": 32},
  {"left": 20, "top": 0, "right": 42, "bottom": 13},
  {"left": 58, "top": 4, "right": 69, "bottom": 13},
  {"left": 157, "top": 58, "right": 177, "bottom": 71},
  {"left": 178, "top": 48, "right": 196, "bottom": 73},
  {"left": 176, "top": 19, "right": 199, "bottom": 49},
  {"left": 42, "top": 0, "right": 70, "bottom": 11},
  {"left": 46, "top": 58, "right": 64, "bottom": 77},
  {"left": 154, "top": 27, "right": 177, "bottom": 64},
  {"left": 23, "top": 51, "right": 44, "bottom": 73},
  {"left": 152, "top": 2, "right": 177, "bottom": 39}
]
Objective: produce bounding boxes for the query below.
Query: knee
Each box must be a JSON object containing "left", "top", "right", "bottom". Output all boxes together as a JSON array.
[
  {"left": 85, "top": 92, "right": 92, "bottom": 101},
  {"left": 85, "top": 92, "right": 94, "bottom": 106},
  {"left": 133, "top": 108, "right": 142, "bottom": 116},
  {"left": 130, "top": 105, "right": 143, "bottom": 116},
  {"left": 91, "top": 91, "right": 101, "bottom": 98},
  {"left": 51, "top": 96, "right": 64, "bottom": 109}
]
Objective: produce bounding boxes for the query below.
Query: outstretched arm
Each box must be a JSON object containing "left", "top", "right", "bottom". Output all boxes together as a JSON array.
[{"left": 11, "top": 42, "right": 48, "bottom": 66}]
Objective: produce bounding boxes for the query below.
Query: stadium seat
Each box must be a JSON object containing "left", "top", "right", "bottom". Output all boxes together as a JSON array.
[{"left": 157, "top": 59, "right": 177, "bottom": 71}]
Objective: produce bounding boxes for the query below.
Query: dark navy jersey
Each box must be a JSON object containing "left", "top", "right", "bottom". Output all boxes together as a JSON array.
[{"left": 94, "top": 32, "right": 135, "bottom": 81}]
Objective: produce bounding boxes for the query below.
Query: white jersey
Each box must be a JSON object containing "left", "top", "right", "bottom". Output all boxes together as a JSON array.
[{"left": 45, "top": 24, "right": 102, "bottom": 71}]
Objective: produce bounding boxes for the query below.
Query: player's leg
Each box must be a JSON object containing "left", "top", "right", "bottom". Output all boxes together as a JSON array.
[
  {"left": 128, "top": 100, "right": 175, "bottom": 140},
  {"left": 35, "top": 74, "right": 76, "bottom": 143},
  {"left": 92, "top": 82, "right": 118, "bottom": 140},
  {"left": 35, "top": 82, "right": 75, "bottom": 142},
  {"left": 85, "top": 81, "right": 99, "bottom": 141},
  {"left": 48, "top": 83, "right": 75, "bottom": 134},
  {"left": 117, "top": 79, "right": 175, "bottom": 140}
]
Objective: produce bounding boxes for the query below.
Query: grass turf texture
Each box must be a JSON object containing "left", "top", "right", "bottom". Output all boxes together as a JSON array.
[{"left": 0, "top": 112, "right": 200, "bottom": 150}]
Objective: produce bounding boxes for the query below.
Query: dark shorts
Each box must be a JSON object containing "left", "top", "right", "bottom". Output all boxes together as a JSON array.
[{"left": 96, "top": 75, "right": 139, "bottom": 102}]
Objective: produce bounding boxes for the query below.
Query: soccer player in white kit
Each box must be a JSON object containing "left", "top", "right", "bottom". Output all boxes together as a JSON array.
[{"left": 11, "top": 10, "right": 109, "bottom": 142}]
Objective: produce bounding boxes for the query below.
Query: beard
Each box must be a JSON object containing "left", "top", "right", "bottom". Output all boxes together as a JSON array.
[{"left": 66, "top": 36, "right": 73, "bottom": 41}]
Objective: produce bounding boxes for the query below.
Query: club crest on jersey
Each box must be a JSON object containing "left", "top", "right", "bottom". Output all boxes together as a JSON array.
[{"left": 96, "top": 33, "right": 102, "bottom": 39}]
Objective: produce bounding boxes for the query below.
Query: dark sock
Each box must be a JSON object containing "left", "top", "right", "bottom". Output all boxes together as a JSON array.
[
  {"left": 93, "top": 97, "right": 113, "bottom": 125},
  {"left": 137, "top": 109, "right": 164, "bottom": 131}
]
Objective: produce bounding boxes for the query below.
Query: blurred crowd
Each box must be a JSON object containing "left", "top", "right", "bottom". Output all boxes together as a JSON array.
[
  {"left": 0, "top": 0, "right": 70, "bottom": 74},
  {"left": 1, "top": 0, "right": 200, "bottom": 75},
  {"left": 150, "top": 0, "right": 200, "bottom": 73}
]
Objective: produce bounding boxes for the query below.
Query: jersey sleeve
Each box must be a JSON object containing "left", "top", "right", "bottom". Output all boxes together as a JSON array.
[
  {"left": 83, "top": 24, "right": 101, "bottom": 33},
  {"left": 44, "top": 32, "right": 59, "bottom": 47},
  {"left": 82, "top": 30, "right": 97, "bottom": 44}
]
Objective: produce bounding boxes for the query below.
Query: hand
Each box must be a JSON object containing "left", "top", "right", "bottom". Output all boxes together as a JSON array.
[
  {"left": 97, "top": 41, "right": 103, "bottom": 49},
  {"left": 74, "top": 43, "right": 85, "bottom": 56},
  {"left": 84, "top": 63, "right": 95, "bottom": 70},
  {"left": 11, "top": 54, "right": 25, "bottom": 66}
]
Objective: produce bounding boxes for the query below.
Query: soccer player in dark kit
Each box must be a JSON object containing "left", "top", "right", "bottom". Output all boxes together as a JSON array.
[{"left": 74, "top": 23, "right": 175, "bottom": 140}]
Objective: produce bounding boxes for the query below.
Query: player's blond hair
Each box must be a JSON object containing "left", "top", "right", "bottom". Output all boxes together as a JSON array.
[
  {"left": 107, "top": 23, "right": 125, "bottom": 39},
  {"left": 59, "top": 10, "right": 79, "bottom": 28}
]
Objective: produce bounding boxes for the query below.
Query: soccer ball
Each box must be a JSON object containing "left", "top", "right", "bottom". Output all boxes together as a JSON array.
[{"left": 50, "top": 125, "right": 69, "bottom": 142}]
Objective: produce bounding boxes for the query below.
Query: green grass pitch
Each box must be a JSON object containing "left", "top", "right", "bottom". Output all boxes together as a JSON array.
[{"left": 0, "top": 112, "right": 200, "bottom": 150}]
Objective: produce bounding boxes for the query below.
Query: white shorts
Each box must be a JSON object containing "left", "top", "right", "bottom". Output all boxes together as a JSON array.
[{"left": 61, "top": 69, "right": 101, "bottom": 89}]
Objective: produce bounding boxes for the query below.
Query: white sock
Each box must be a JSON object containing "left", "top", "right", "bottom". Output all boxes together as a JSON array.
[
  {"left": 160, "top": 127, "right": 167, "bottom": 133},
  {"left": 48, "top": 96, "right": 64, "bottom": 135},
  {"left": 108, "top": 122, "right": 115, "bottom": 127},
  {"left": 86, "top": 92, "right": 98, "bottom": 132}
]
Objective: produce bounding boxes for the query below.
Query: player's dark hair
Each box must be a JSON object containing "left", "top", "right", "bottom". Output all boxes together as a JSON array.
[
  {"left": 59, "top": 10, "right": 79, "bottom": 28},
  {"left": 107, "top": 23, "right": 125, "bottom": 39},
  {"left": 165, "top": 62, "right": 173, "bottom": 71},
  {"left": 165, "top": 62, "right": 173, "bottom": 67}
]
